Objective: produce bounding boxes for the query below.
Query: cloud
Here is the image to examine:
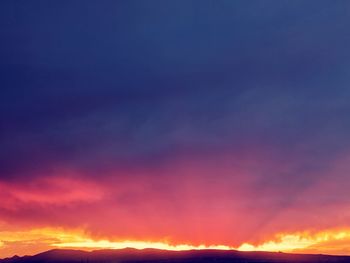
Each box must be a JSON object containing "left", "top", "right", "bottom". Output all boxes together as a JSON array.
[
  {"left": 0, "top": 173, "right": 104, "bottom": 209},
  {"left": 1, "top": 0, "right": 350, "bottom": 256}
]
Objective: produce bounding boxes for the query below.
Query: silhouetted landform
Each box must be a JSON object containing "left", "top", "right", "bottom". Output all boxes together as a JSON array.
[{"left": 1, "top": 248, "right": 350, "bottom": 263}]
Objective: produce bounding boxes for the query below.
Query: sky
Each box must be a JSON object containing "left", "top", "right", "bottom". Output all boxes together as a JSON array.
[{"left": 1, "top": 0, "right": 350, "bottom": 258}]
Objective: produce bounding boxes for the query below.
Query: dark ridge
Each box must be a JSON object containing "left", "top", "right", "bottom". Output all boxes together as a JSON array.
[{"left": 1, "top": 248, "right": 350, "bottom": 263}]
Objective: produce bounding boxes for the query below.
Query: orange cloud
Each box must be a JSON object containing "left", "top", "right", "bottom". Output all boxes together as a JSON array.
[
  {"left": 238, "top": 229, "right": 350, "bottom": 255},
  {"left": 1, "top": 227, "right": 350, "bottom": 258}
]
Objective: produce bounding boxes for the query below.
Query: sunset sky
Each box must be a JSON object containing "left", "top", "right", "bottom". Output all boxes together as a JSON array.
[{"left": 1, "top": 0, "right": 350, "bottom": 258}]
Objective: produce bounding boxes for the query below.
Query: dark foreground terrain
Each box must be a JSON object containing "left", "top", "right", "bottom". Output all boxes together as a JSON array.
[{"left": 1, "top": 248, "right": 350, "bottom": 263}]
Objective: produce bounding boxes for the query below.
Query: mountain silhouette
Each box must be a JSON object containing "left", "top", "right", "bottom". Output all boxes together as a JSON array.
[{"left": 1, "top": 248, "right": 350, "bottom": 263}]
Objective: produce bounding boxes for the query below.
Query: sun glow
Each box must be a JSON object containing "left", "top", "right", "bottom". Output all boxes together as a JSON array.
[
  {"left": 1, "top": 227, "right": 350, "bottom": 258},
  {"left": 54, "top": 239, "right": 232, "bottom": 251},
  {"left": 238, "top": 229, "right": 350, "bottom": 254}
]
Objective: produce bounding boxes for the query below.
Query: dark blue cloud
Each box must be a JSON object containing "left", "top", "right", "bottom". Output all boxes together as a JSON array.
[{"left": 1, "top": 0, "right": 350, "bottom": 183}]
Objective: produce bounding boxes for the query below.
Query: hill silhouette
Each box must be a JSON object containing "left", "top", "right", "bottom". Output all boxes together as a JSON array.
[{"left": 1, "top": 248, "right": 350, "bottom": 263}]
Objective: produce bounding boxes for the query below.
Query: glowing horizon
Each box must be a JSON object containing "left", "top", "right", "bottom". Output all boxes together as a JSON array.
[{"left": 2, "top": 227, "right": 350, "bottom": 258}]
